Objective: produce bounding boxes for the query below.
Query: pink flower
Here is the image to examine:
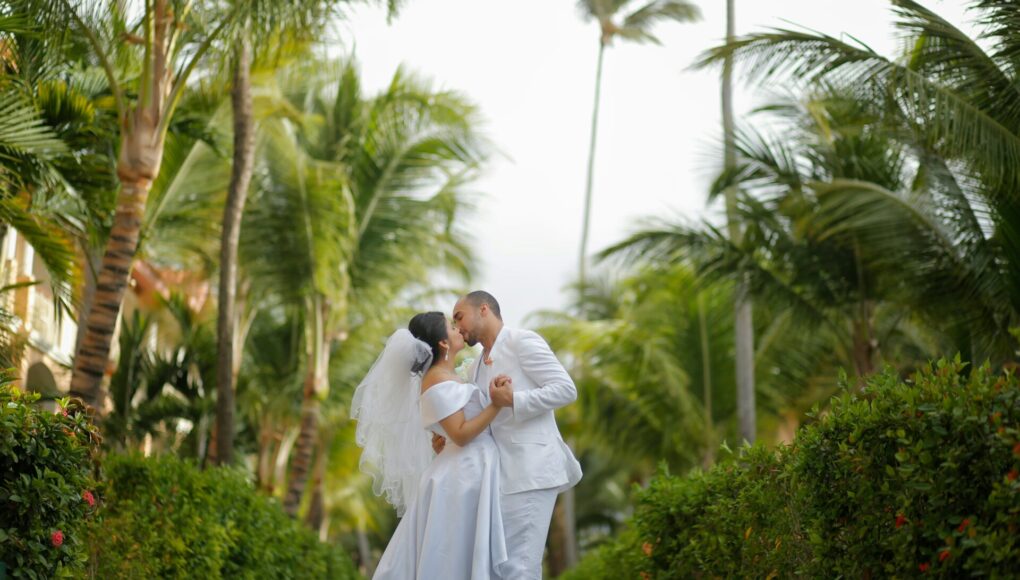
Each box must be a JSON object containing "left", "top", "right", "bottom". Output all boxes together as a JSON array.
[
  {"left": 918, "top": 562, "right": 930, "bottom": 572},
  {"left": 51, "top": 530, "right": 64, "bottom": 548},
  {"left": 939, "top": 550, "right": 951, "bottom": 563},
  {"left": 957, "top": 518, "right": 970, "bottom": 533},
  {"left": 83, "top": 490, "right": 95, "bottom": 507},
  {"left": 895, "top": 513, "right": 907, "bottom": 529}
]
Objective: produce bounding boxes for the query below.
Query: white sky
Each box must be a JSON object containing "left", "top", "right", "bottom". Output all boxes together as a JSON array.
[{"left": 337, "top": 0, "right": 972, "bottom": 327}]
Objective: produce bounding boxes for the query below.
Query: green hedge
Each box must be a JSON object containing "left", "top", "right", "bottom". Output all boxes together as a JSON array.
[
  {"left": 563, "top": 359, "right": 1020, "bottom": 578},
  {"left": 87, "top": 454, "right": 359, "bottom": 579},
  {"left": 1, "top": 384, "right": 101, "bottom": 579}
]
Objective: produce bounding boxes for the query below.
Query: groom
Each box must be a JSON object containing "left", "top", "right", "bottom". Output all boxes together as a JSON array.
[{"left": 439, "top": 290, "right": 583, "bottom": 578}]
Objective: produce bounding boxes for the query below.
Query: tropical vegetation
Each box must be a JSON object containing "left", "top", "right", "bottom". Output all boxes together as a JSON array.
[{"left": 1, "top": 0, "right": 1018, "bottom": 576}]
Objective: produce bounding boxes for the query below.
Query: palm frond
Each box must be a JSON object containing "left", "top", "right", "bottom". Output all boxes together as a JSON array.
[
  {"left": 242, "top": 116, "right": 353, "bottom": 303},
  {"left": 601, "top": 220, "right": 840, "bottom": 336},
  {"left": 0, "top": 90, "right": 66, "bottom": 174},
  {"left": 809, "top": 178, "right": 1013, "bottom": 359},
  {"left": 697, "top": 28, "right": 1020, "bottom": 190},
  {"left": 893, "top": 0, "right": 1020, "bottom": 128},
  {"left": 622, "top": 0, "right": 700, "bottom": 32},
  {"left": 972, "top": 0, "right": 1020, "bottom": 70},
  {"left": 143, "top": 124, "right": 231, "bottom": 268}
]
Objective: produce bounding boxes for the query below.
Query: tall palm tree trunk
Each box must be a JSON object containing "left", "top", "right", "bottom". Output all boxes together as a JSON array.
[
  {"left": 578, "top": 40, "right": 607, "bottom": 288},
  {"left": 357, "top": 521, "right": 375, "bottom": 578},
  {"left": 285, "top": 370, "right": 321, "bottom": 515},
  {"left": 722, "top": 0, "right": 756, "bottom": 444},
  {"left": 851, "top": 316, "right": 876, "bottom": 378},
  {"left": 305, "top": 444, "right": 328, "bottom": 530},
  {"left": 734, "top": 295, "right": 755, "bottom": 442},
  {"left": 257, "top": 418, "right": 275, "bottom": 491},
  {"left": 557, "top": 39, "right": 607, "bottom": 571},
  {"left": 216, "top": 39, "right": 256, "bottom": 465},
  {"left": 284, "top": 298, "right": 328, "bottom": 516},
  {"left": 70, "top": 0, "right": 175, "bottom": 414},
  {"left": 70, "top": 114, "right": 166, "bottom": 411},
  {"left": 548, "top": 491, "right": 579, "bottom": 575},
  {"left": 274, "top": 425, "right": 301, "bottom": 495},
  {"left": 698, "top": 294, "right": 715, "bottom": 466},
  {"left": 851, "top": 242, "right": 876, "bottom": 378},
  {"left": 74, "top": 248, "right": 102, "bottom": 355}
]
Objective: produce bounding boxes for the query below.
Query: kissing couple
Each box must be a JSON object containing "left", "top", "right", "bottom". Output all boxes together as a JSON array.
[{"left": 351, "top": 291, "right": 583, "bottom": 579}]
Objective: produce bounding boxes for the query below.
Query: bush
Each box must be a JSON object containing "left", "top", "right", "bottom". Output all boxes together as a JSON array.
[
  {"left": 564, "top": 359, "right": 1020, "bottom": 578},
  {"left": 638, "top": 444, "right": 809, "bottom": 577},
  {"left": 563, "top": 446, "right": 810, "bottom": 579},
  {"left": 561, "top": 526, "right": 647, "bottom": 579},
  {"left": 0, "top": 383, "right": 101, "bottom": 579},
  {"left": 795, "top": 359, "right": 1020, "bottom": 576},
  {"left": 87, "top": 454, "right": 358, "bottom": 579}
]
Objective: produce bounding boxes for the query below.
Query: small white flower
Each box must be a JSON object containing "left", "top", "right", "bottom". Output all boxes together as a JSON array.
[{"left": 455, "top": 357, "right": 475, "bottom": 380}]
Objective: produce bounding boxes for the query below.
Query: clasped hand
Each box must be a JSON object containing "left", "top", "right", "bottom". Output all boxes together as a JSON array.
[{"left": 488, "top": 374, "right": 514, "bottom": 409}]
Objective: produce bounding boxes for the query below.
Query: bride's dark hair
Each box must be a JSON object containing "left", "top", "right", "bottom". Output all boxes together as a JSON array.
[{"left": 408, "top": 312, "right": 447, "bottom": 368}]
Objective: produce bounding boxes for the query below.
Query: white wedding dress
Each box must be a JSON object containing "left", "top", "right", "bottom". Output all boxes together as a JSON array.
[{"left": 373, "top": 380, "right": 508, "bottom": 579}]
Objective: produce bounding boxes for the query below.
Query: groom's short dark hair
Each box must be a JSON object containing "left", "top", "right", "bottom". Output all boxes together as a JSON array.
[{"left": 465, "top": 291, "right": 502, "bottom": 320}]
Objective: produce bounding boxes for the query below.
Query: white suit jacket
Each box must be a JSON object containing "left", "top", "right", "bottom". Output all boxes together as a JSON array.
[{"left": 470, "top": 326, "right": 583, "bottom": 495}]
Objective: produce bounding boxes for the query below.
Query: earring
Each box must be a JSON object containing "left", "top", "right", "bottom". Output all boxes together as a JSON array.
[{"left": 444, "top": 348, "right": 449, "bottom": 361}]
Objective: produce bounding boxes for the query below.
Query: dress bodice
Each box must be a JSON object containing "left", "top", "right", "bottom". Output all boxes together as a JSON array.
[{"left": 420, "top": 380, "right": 484, "bottom": 439}]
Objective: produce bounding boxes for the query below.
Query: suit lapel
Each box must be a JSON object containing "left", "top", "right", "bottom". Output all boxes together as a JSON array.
[
  {"left": 489, "top": 326, "right": 510, "bottom": 368},
  {"left": 469, "top": 354, "right": 483, "bottom": 384},
  {"left": 474, "top": 327, "right": 509, "bottom": 392}
]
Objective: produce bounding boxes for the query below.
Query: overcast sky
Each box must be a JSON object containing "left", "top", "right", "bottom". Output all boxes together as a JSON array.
[{"left": 336, "top": 0, "right": 972, "bottom": 327}]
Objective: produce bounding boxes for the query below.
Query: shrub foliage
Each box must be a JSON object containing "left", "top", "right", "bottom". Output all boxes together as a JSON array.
[{"left": 564, "top": 360, "right": 1020, "bottom": 578}]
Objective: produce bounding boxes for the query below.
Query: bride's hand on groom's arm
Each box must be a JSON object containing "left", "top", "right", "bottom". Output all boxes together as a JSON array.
[
  {"left": 431, "top": 433, "right": 446, "bottom": 454},
  {"left": 489, "top": 375, "right": 514, "bottom": 408}
]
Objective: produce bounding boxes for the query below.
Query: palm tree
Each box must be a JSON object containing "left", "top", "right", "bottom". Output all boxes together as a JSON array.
[
  {"left": 601, "top": 92, "right": 944, "bottom": 384},
  {"left": 213, "top": 0, "right": 376, "bottom": 466},
  {"left": 536, "top": 268, "right": 725, "bottom": 469},
  {"left": 105, "top": 292, "right": 217, "bottom": 457},
  {"left": 240, "top": 58, "right": 487, "bottom": 516},
  {"left": 233, "top": 299, "right": 308, "bottom": 495},
  {"left": 9, "top": 0, "right": 281, "bottom": 415},
  {"left": 575, "top": 0, "right": 700, "bottom": 288},
  {"left": 695, "top": 0, "right": 1020, "bottom": 363},
  {"left": 568, "top": 3, "right": 700, "bottom": 567},
  {"left": 0, "top": 17, "right": 121, "bottom": 353},
  {"left": 215, "top": 34, "right": 255, "bottom": 467},
  {"left": 549, "top": 254, "right": 902, "bottom": 437},
  {"left": 0, "top": 83, "right": 78, "bottom": 319}
]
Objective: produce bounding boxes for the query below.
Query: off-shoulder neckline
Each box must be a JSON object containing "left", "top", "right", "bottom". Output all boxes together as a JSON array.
[{"left": 420, "top": 379, "right": 465, "bottom": 397}]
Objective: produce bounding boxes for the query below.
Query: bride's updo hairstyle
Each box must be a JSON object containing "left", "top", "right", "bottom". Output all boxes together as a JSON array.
[{"left": 408, "top": 312, "right": 448, "bottom": 369}]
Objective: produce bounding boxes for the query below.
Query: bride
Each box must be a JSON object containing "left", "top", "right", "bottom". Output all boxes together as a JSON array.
[{"left": 351, "top": 311, "right": 513, "bottom": 579}]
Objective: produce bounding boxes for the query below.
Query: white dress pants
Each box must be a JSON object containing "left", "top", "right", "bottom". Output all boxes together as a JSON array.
[{"left": 496, "top": 487, "right": 559, "bottom": 579}]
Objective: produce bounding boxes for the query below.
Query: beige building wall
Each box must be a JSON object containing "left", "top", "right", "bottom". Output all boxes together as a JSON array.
[{"left": 1, "top": 229, "right": 77, "bottom": 397}]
